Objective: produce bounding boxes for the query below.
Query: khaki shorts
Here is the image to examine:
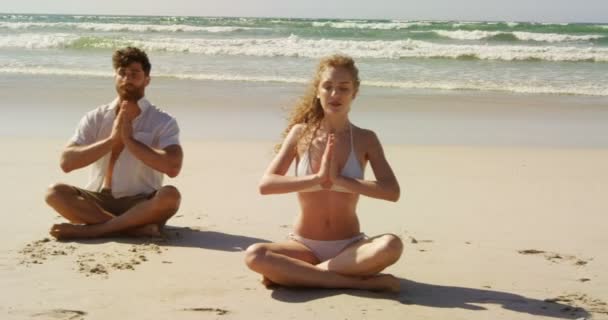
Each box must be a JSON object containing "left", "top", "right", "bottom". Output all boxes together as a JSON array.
[{"left": 71, "top": 187, "right": 156, "bottom": 216}]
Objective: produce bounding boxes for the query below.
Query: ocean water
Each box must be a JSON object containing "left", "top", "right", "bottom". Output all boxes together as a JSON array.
[{"left": 1, "top": 14, "right": 607, "bottom": 96}]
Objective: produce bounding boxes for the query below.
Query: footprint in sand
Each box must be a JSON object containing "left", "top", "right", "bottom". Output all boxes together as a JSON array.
[
  {"left": 408, "top": 236, "right": 434, "bottom": 252},
  {"left": 182, "top": 307, "right": 229, "bottom": 315},
  {"left": 19, "top": 238, "right": 77, "bottom": 266},
  {"left": 19, "top": 238, "right": 165, "bottom": 276},
  {"left": 76, "top": 243, "right": 165, "bottom": 277},
  {"left": 518, "top": 249, "right": 590, "bottom": 266},
  {"left": 545, "top": 293, "right": 608, "bottom": 317},
  {"left": 408, "top": 236, "right": 434, "bottom": 244},
  {"left": 32, "top": 309, "right": 86, "bottom": 320}
]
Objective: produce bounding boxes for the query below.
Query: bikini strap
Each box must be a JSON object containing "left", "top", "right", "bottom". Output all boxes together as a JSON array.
[
  {"left": 349, "top": 122, "right": 354, "bottom": 151},
  {"left": 305, "top": 124, "right": 320, "bottom": 170}
]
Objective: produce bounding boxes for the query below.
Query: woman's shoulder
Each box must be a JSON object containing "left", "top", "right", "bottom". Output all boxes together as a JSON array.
[
  {"left": 351, "top": 124, "right": 380, "bottom": 144},
  {"left": 286, "top": 123, "right": 308, "bottom": 140},
  {"left": 291, "top": 123, "right": 306, "bottom": 132},
  {"left": 281, "top": 123, "right": 309, "bottom": 150}
]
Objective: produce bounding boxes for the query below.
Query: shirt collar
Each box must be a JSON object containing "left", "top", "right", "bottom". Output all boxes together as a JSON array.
[{"left": 109, "top": 96, "right": 151, "bottom": 120}]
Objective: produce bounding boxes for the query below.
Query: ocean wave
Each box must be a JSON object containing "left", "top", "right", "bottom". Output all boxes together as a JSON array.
[
  {"left": 449, "top": 21, "right": 518, "bottom": 27},
  {"left": 540, "top": 22, "right": 570, "bottom": 26},
  {"left": 168, "top": 73, "right": 307, "bottom": 83},
  {"left": 0, "top": 33, "right": 78, "bottom": 49},
  {"left": 138, "top": 36, "right": 608, "bottom": 62},
  {"left": 512, "top": 31, "right": 604, "bottom": 42},
  {"left": 434, "top": 30, "right": 502, "bottom": 40},
  {"left": 0, "top": 22, "right": 262, "bottom": 33},
  {"left": 0, "top": 67, "right": 110, "bottom": 77},
  {"left": 2, "top": 66, "right": 605, "bottom": 96},
  {"left": 451, "top": 21, "right": 485, "bottom": 27},
  {"left": 365, "top": 80, "right": 608, "bottom": 96},
  {"left": 3, "top": 34, "right": 608, "bottom": 62},
  {"left": 311, "top": 21, "right": 431, "bottom": 30},
  {"left": 433, "top": 30, "right": 604, "bottom": 42},
  {"left": 0, "top": 66, "right": 308, "bottom": 83}
]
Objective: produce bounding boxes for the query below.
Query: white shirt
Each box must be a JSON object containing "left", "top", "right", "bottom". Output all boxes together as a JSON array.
[{"left": 70, "top": 97, "right": 180, "bottom": 198}]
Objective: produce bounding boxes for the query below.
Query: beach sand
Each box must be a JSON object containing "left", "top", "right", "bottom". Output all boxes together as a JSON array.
[
  {"left": 1, "top": 78, "right": 607, "bottom": 319},
  {"left": 1, "top": 139, "right": 607, "bottom": 319}
]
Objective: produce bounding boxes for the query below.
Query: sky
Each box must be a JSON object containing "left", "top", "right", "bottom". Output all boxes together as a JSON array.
[{"left": 1, "top": 0, "right": 607, "bottom": 23}]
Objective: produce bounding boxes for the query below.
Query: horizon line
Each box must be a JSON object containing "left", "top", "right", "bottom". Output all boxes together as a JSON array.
[{"left": 2, "top": 11, "right": 607, "bottom": 25}]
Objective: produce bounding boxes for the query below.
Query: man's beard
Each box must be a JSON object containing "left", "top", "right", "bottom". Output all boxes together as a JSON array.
[{"left": 117, "top": 84, "right": 144, "bottom": 101}]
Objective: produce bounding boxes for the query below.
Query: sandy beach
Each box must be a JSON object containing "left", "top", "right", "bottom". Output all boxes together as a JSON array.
[{"left": 1, "top": 76, "right": 608, "bottom": 319}]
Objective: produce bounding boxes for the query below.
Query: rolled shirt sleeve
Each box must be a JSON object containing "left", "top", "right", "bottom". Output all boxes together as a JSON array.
[
  {"left": 158, "top": 118, "right": 180, "bottom": 149},
  {"left": 69, "top": 110, "right": 98, "bottom": 145}
]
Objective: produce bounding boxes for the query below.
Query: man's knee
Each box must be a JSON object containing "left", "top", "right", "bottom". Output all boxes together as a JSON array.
[
  {"left": 155, "top": 185, "right": 181, "bottom": 210},
  {"left": 376, "top": 234, "right": 404, "bottom": 262},
  {"left": 45, "top": 183, "right": 74, "bottom": 205},
  {"left": 244, "top": 243, "right": 270, "bottom": 270}
]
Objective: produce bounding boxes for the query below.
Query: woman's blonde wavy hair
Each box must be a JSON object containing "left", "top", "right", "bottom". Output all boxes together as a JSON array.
[{"left": 277, "top": 54, "right": 360, "bottom": 152}]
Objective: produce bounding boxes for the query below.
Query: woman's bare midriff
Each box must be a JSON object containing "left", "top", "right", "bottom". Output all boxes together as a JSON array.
[{"left": 293, "top": 191, "right": 360, "bottom": 240}]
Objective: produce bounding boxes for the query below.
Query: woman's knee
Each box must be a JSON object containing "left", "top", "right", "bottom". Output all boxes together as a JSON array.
[
  {"left": 376, "top": 234, "right": 404, "bottom": 262},
  {"left": 244, "top": 243, "right": 271, "bottom": 270}
]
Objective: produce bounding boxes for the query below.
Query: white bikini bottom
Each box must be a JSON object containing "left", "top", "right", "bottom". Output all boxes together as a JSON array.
[{"left": 289, "top": 232, "right": 367, "bottom": 262}]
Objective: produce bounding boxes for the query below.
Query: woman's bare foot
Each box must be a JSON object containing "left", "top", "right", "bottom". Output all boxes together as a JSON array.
[
  {"left": 257, "top": 273, "right": 399, "bottom": 292},
  {"left": 261, "top": 276, "right": 278, "bottom": 289},
  {"left": 125, "top": 224, "right": 163, "bottom": 238},
  {"left": 365, "top": 274, "right": 401, "bottom": 293}
]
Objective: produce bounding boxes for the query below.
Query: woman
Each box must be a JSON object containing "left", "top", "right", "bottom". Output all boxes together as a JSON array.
[{"left": 245, "top": 55, "right": 403, "bottom": 292}]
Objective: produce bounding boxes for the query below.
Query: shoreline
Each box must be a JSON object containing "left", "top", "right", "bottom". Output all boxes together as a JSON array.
[{"left": 2, "top": 75, "right": 608, "bottom": 148}]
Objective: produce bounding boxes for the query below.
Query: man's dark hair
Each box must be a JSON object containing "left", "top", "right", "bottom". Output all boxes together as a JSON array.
[{"left": 112, "top": 47, "right": 151, "bottom": 76}]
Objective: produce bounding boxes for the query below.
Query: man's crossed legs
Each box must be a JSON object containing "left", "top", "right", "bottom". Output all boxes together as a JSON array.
[{"left": 45, "top": 183, "right": 180, "bottom": 240}]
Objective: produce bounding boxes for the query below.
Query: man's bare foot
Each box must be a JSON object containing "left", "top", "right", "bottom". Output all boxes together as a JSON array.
[
  {"left": 261, "top": 276, "right": 278, "bottom": 289},
  {"left": 50, "top": 223, "right": 97, "bottom": 240},
  {"left": 125, "top": 224, "right": 163, "bottom": 238},
  {"left": 51, "top": 223, "right": 163, "bottom": 240}
]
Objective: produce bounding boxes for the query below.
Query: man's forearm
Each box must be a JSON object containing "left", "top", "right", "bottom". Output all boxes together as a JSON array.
[
  {"left": 60, "top": 138, "right": 113, "bottom": 173},
  {"left": 124, "top": 137, "right": 182, "bottom": 177}
]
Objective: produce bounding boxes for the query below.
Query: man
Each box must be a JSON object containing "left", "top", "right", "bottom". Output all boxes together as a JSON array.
[{"left": 45, "top": 47, "right": 183, "bottom": 240}]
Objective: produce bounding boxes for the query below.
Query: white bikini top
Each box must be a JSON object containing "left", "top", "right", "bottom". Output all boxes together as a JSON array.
[{"left": 295, "top": 124, "right": 364, "bottom": 193}]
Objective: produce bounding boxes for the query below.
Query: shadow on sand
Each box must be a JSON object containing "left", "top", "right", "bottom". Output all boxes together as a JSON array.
[
  {"left": 270, "top": 278, "right": 590, "bottom": 319},
  {"left": 63, "top": 226, "right": 270, "bottom": 252}
]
